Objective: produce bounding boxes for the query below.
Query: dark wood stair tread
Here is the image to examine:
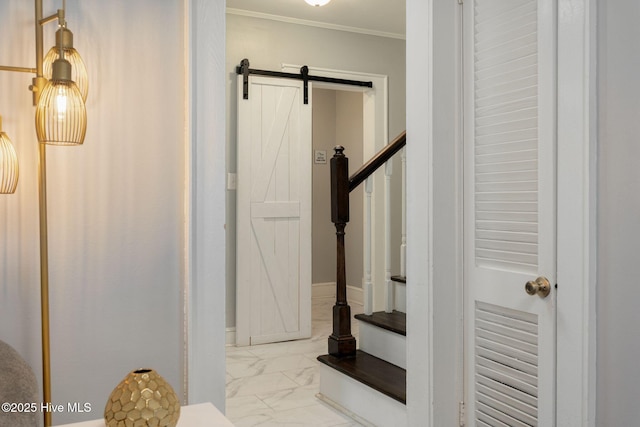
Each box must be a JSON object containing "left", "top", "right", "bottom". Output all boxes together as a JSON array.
[
  {"left": 391, "top": 275, "right": 406, "bottom": 283},
  {"left": 318, "top": 350, "right": 406, "bottom": 404},
  {"left": 354, "top": 310, "right": 406, "bottom": 336}
]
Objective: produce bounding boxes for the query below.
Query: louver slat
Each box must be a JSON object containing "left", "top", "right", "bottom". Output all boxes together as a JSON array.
[
  {"left": 476, "top": 301, "right": 539, "bottom": 425},
  {"left": 478, "top": 381, "right": 537, "bottom": 418},
  {"left": 477, "top": 356, "right": 538, "bottom": 387},
  {"left": 476, "top": 181, "right": 537, "bottom": 192},
  {"left": 476, "top": 317, "right": 537, "bottom": 344},
  {"left": 477, "top": 373, "right": 538, "bottom": 408},
  {"left": 477, "top": 397, "right": 536, "bottom": 426},
  {"left": 474, "top": 0, "right": 538, "bottom": 274},
  {"left": 477, "top": 412, "right": 512, "bottom": 427}
]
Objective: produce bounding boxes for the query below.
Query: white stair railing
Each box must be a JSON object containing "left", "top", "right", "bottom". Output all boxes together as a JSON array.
[
  {"left": 361, "top": 151, "right": 406, "bottom": 315},
  {"left": 363, "top": 176, "right": 374, "bottom": 315},
  {"left": 384, "top": 159, "right": 394, "bottom": 313},
  {"left": 353, "top": 131, "right": 406, "bottom": 317},
  {"left": 361, "top": 149, "right": 407, "bottom": 315}
]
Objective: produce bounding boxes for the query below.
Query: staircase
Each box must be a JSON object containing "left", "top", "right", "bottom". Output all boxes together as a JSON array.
[
  {"left": 317, "top": 132, "right": 408, "bottom": 426},
  {"left": 318, "top": 309, "right": 407, "bottom": 426}
]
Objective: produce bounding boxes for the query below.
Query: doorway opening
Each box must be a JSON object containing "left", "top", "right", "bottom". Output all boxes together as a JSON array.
[
  {"left": 234, "top": 64, "right": 390, "bottom": 347},
  {"left": 284, "top": 64, "right": 391, "bottom": 316},
  {"left": 311, "top": 88, "right": 364, "bottom": 306}
]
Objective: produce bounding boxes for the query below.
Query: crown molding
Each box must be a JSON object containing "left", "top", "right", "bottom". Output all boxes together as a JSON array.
[{"left": 226, "top": 7, "right": 406, "bottom": 40}]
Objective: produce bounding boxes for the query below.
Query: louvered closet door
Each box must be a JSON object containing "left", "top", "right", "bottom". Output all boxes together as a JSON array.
[{"left": 463, "top": 0, "right": 557, "bottom": 426}]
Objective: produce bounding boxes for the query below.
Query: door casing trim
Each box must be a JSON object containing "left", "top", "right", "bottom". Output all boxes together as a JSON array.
[{"left": 282, "top": 64, "right": 390, "bottom": 312}]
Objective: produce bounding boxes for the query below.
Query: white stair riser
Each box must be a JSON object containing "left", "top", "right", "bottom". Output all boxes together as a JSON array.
[
  {"left": 394, "top": 282, "right": 406, "bottom": 312},
  {"left": 358, "top": 322, "right": 406, "bottom": 369},
  {"left": 318, "top": 364, "right": 407, "bottom": 427}
]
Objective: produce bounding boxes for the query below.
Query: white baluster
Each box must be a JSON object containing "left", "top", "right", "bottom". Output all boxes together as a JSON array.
[
  {"left": 385, "top": 159, "right": 393, "bottom": 313},
  {"left": 364, "top": 176, "right": 373, "bottom": 315}
]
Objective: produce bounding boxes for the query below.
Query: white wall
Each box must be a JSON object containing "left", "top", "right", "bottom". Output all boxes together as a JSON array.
[
  {"left": 597, "top": 0, "right": 640, "bottom": 424},
  {"left": 312, "top": 89, "right": 338, "bottom": 284},
  {"left": 0, "top": 1, "right": 190, "bottom": 424},
  {"left": 226, "top": 13, "right": 406, "bottom": 328},
  {"left": 337, "top": 91, "right": 365, "bottom": 290}
]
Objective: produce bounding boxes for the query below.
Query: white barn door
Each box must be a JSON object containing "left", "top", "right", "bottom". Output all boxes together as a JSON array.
[
  {"left": 464, "top": 0, "right": 557, "bottom": 425},
  {"left": 236, "top": 75, "right": 312, "bottom": 346}
]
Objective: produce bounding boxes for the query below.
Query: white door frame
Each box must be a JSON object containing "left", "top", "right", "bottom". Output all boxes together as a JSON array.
[
  {"left": 555, "top": 0, "right": 597, "bottom": 423},
  {"left": 183, "top": 0, "right": 226, "bottom": 409},
  {"left": 182, "top": 0, "right": 596, "bottom": 421},
  {"left": 281, "top": 64, "right": 389, "bottom": 312},
  {"left": 406, "top": 0, "right": 596, "bottom": 425}
]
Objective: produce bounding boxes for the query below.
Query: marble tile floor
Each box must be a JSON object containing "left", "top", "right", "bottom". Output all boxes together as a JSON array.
[{"left": 226, "top": 297, "right": 365, "bottom": 426}]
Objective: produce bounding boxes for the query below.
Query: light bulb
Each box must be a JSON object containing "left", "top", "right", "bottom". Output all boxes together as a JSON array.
[
  {"left": 305, "top": 0, "right": 331, "bottom": 6},
  {"left": 55, "top": 87, "right": 69, "bottom": 121}
]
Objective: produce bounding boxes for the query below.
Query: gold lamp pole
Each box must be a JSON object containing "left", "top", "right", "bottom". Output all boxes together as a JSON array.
[
  {"left": 0, "top": 1, "right": 87, "bottom": 426},
  {"left": 35, "top": 3, "right": 53, "bottom": 426}
]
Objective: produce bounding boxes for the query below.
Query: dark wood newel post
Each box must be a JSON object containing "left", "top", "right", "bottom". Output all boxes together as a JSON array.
[{"left": 328, "top": 146, "right": 357, "bottom": 357}]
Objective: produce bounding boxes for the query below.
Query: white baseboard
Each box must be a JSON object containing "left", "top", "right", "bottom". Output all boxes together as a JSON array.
[
  {"left": 312, "top": 282, "right": 363, "bottom": 306},
  {"left": 225, "top": 327, "right": 236, "bottom": 346},
  {"left": 312, "top": 282, "right": 336, "bottom": 299},
  {"left": 316, "top": 393, "right": 376, "bottom": 427}
]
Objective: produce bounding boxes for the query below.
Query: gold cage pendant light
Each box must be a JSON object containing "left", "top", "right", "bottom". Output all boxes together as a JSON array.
[
  {"left": 43, "top": 26, "right": 88, "bottom": 102},
  {"left": 36, "top": 51, "right": 87, "bottom": 145},
  {"left": 0, "top": 117, "right": 19, "bottom": 194}
]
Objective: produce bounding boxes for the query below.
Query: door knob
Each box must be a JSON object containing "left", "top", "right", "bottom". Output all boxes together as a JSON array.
[{"left": 525, "top": 276, "right": 551, "bottom": 298}]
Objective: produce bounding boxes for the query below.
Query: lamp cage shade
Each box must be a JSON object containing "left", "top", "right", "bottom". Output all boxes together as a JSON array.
[
  {"left": 43, "top": 46, "right": 89, "bottom": 102},
  {"left": 36, "top": 79, "right": 87, "bottom": 145},
  {"left": 0, "top": 131, "right": 19, "bottom": 194}
]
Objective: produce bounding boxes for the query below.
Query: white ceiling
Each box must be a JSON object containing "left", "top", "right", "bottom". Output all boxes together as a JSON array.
[{"left": 226, "top": 0, "right": 406, "bottom": 39}]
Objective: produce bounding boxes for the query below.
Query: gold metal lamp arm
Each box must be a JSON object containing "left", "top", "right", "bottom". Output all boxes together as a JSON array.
[{"left": 0, "top": 65, "right": 38, "bottom": 74}]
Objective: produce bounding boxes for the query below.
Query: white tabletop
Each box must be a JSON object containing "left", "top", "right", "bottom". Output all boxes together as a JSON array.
[{"left": 54, "top": 402, "right": 234, "bottom": 427}]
